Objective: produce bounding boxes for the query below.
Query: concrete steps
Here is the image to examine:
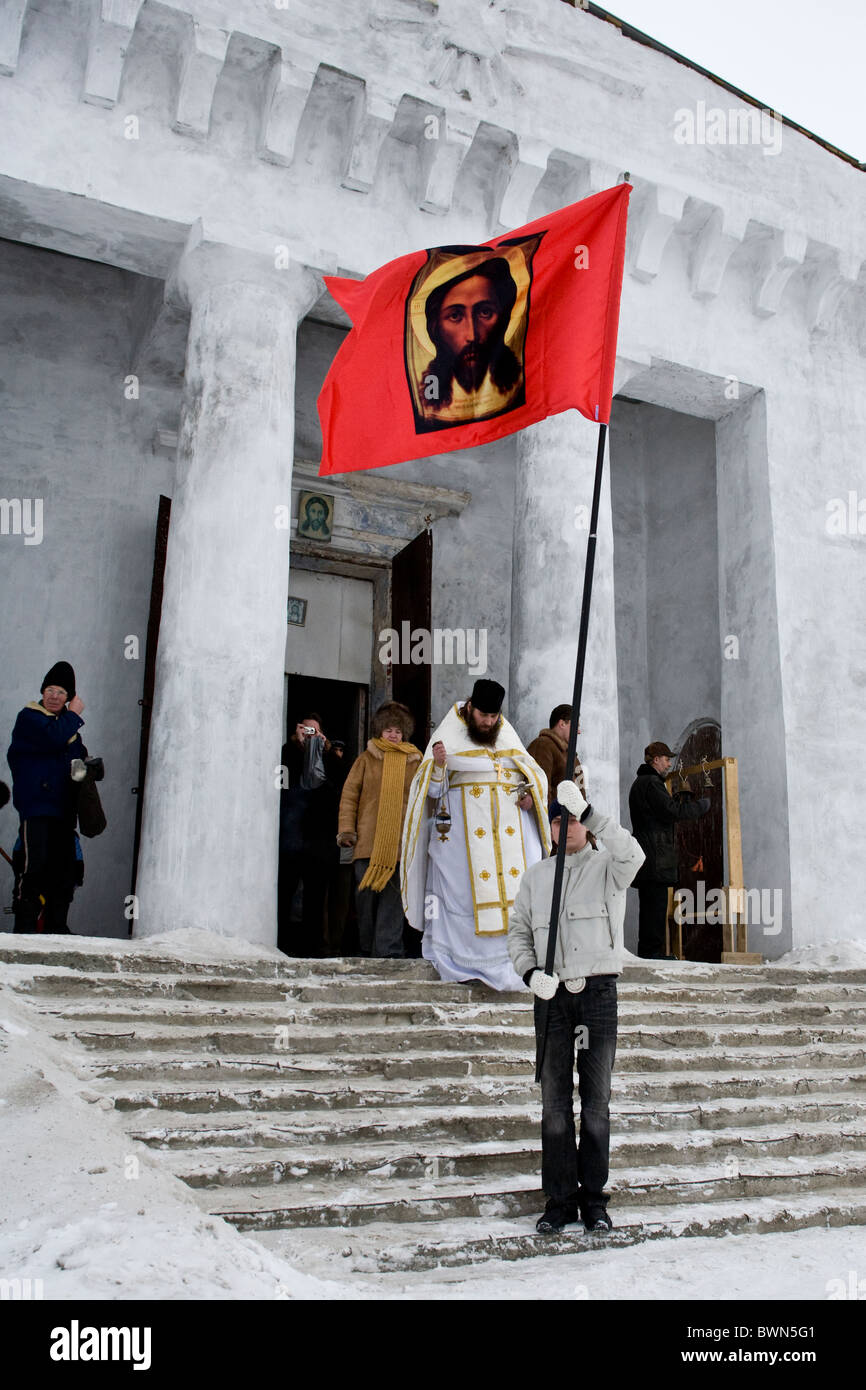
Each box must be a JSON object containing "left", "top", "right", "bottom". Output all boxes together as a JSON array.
[
  {"left": 107, "top": 1083, "right": 866, "bottom": 1128},
  {"left": 137, "top": 1109, "right": 866, "bottom": 1158},
  {"left": 177, "top": 1150, "right": 866, "bottom": 1231},
  {"left": 254, "top": 1188, "right": 866, "bottom": 1276},
  {"left": 26, "top": 993, "right": 866, "bottom": 1030},
  {"left": 3, "top": 938, "right": 866, "bottom": 1275},
  {"left": 91, "top": 1058, "right": 866, "bottom": 1100}
]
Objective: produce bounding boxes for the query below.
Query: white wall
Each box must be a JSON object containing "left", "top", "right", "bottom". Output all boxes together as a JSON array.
[
  {"left": 284, "top": 570, "right": 373, "bottom": 684},
  {"left": 1, "top": 0, "right": 864, "bottom": 947},
  {"left": 0, "top": 239, "right": 179, "bottom": 936}
]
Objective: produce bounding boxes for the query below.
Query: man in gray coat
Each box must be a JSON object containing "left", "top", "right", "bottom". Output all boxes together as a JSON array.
[{"left": 508, "top": 779, "right": 644, "bottom": 1234}]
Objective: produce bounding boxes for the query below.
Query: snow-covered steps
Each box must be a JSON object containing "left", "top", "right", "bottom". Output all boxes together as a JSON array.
[
  {"left": 3, "top": 936, "right": 866, "bottom": 1277},
  {"left": 13, "top": 965, "right": 866, "bottom": 1025},
  {"left": 181, "top": 1150, "right": 866, "bottom": 1232},
  {"left": 59, "top": 1027, "right": 866, "bottom": 1078},
  {"left": 90, "top": 1058, "right": 866, "bottom": 1102},
  {"left": 253, "top": 1188, "right": 866, "bottom": 1276},
  {"left": 131, "top": 1112, "right": 866, "bottom": 1170},
  {"left": 106, "top": 1083, "right": 866, "bottom": 1131}
]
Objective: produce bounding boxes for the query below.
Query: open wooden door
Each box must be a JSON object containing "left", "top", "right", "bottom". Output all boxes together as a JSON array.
[
  {"left": 391, "top": 530, "right": 432, "bottom": 746},
  {"left": 130, "top": 496, "right": 171, "bottom": 903}
]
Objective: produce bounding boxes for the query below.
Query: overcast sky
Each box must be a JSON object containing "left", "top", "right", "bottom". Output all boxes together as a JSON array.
[{"left": 602, "top": 0, "right": 865, "bottom": 162}]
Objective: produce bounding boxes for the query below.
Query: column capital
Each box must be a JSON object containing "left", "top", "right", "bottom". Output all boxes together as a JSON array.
[
  {"left": 613, "top": 349, "right": 651, "bottom": 397},
  {"left": 165, "top": 219, "right": 334, "bottom": 319}
]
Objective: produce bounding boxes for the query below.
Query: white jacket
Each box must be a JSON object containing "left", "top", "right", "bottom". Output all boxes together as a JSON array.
[{"left": 507, "top": 810, "right": 645, "bottom": 980}]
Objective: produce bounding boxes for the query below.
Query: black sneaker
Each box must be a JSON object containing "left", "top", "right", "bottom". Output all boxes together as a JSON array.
[
  {"left": 535, "top": 1203, "right": 578, "bottom": 1234},
  {"left": 582, "top": 1203, "right": 613, "bottom": 1233}
]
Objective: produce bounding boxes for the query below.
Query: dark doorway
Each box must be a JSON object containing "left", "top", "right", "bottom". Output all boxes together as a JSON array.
[
  {"left": 391, "top": 529, "right": 432, "bottom": 745},
  {"left": 673, "top": 719, "right": 723, "bottom": 962},
  {"left": 282, "top": 675, "right": 366, "bottom": 958},
  {"left": 285, "top": 675, "right": 367, "bottom": 764}
]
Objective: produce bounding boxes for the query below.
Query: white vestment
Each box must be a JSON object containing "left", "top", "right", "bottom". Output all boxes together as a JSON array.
[{"left": 401, "top": 704, "right": 550, "bottom": 991}]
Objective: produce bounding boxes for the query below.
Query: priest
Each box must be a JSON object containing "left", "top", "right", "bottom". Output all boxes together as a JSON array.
[{"left": 401, "top": 679, "right": 550, "bottom": 990}]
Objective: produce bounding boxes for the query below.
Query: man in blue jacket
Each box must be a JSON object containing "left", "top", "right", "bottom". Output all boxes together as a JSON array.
[{"left": 7, "top": 661, "right": 86, "bottom": 934}]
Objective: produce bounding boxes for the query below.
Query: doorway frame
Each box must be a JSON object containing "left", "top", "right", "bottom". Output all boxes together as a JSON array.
[{"left": 289, "top": 546, "right": 392, "bottom": 719}]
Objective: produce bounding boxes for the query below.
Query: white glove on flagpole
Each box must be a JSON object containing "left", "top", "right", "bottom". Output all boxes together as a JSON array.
[
  {"left": 529, "top": 969, "right": 560, "bottom": 1000},
  {"left": 557, "top": 779, "right": 588, "bottom": 821}
]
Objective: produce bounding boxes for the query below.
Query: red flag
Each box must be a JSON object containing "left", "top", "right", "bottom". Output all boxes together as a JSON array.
[{"left": 317, "top": 183, "right": 631, "bottom": 477}]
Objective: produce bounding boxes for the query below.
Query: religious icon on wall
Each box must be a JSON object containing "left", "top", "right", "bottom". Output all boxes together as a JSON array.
[
  {"left": 286, "top": 596, "right": 307, "bottom": 626},
  {"left": 297, "top": 491, "right": 334, "bottom": 542},
  {"left": 404, "top": 234, "right": 543, "bottom": 433}
]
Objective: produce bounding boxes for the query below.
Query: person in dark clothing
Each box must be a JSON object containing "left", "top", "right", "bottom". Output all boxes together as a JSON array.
[
  {"left": 628, "top": 740, "right": 710, "bottom": 959},
  {"left": 7, "top": 661, "right": 87, "bottom": 934},
  {"left": 278, "top": 713, "right": 339, "bottom": 957},
  {"left": 324, "top": 739, "right": 356, "bottom": 955}
]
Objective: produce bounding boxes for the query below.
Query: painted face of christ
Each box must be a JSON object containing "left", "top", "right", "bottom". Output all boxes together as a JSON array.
[
  {"left": 434, "top": 274, "right": 504, "bottom": 393},
  {"left": 305, "top": 498, "right": 328, "bottom": 531},
  {"left": 423, "top": 257, "right": 521, "bottom": 412}
]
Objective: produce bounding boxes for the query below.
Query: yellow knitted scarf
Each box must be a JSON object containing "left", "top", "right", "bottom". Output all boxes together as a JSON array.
[{"left": 358, "top": 738, "right": 416, "bottom": 892}]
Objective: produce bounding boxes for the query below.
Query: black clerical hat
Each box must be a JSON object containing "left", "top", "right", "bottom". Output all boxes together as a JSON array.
[{"left": 469, "top": 679, "right": 505, "bottom": 714}]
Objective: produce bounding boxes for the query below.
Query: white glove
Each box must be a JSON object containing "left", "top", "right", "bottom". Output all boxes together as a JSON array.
[
  {"left": 529, "top": 969, "right": 560, "bottom": 1000},
  {"left": 557, "top": 779, "right": 588, "bottom": 821}
]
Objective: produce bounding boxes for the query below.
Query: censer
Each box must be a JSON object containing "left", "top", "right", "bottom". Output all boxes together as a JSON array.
[
  {"left": 508, "top": 779, "right": 533, "bottom": 803},
  {"left": 434, "top": 786, "right": 452, "bottom": 841}
]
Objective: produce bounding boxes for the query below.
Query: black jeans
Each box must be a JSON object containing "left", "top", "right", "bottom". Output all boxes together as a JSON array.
[
  {"left": 278, "top": 850, "right": 330, "bottom": 956},
  {"left": 637, "top": 882, "right": 670, "bottom": 958},
  {"left": 14, "top": 816, "right": 78, "bottom": 934},
  {"left": 536, "top": 976, "right": 618, "bottom": 1207}
]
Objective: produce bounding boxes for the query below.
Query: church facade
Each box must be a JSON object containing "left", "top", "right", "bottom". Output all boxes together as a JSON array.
[{"left": 0, "top": 0, "right": 863, "bottom": 957}]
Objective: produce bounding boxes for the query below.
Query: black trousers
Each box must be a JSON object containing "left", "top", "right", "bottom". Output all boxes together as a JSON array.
[
  {"left": 14, "top": 816, "right": 78, "bottom": 934},
  {"left": 536, "top": 977, "right": 618, "bottom": 1207},
  {"left": 353, "top": 861, "right": 405, "bottom": 958},
  {"left": 637, "top": 882, "right": 671, "bottom": 958},
  {"left": 277, "top": 850, "right": 329, "bottom": 956}
]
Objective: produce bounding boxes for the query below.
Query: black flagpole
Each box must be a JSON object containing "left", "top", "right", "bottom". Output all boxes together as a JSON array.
[{"left": 535, "top": 419, "right": 608, "bottom": 1083}]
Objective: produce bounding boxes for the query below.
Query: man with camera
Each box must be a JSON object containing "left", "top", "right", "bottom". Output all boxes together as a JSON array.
[{"left": 277, "top": 714, "right": 339, "bottom": 956}]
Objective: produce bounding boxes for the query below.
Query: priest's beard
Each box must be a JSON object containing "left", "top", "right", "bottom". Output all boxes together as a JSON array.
[{"left": 465, "top": 710, "right": 501, "bottom": 746}]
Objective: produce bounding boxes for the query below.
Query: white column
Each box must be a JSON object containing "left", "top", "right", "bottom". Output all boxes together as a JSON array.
[
  {"left": 135, "top": 231, "right": 319, "bottom": 943},
  {"left": 510, "top": 411, "right": 620, "bottom": 816}
]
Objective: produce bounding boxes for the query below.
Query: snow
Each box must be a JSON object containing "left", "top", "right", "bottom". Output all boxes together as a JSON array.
[
  {"left": 375, "top": 1225, "right": 866, "bottom": 1300},
  {"left": 140, "top": 927, "right": 289, "bottom": 965},
  {"left": 0, "top": 985, "right": 349, "bottom": 1301},
  {"left": 774, "top": 940, "right": 866, "bottom": 970}
]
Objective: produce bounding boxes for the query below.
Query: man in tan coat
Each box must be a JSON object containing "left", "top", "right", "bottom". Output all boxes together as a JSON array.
[
  {"left": 527, "top": 704, "right": 586, "bottom": 808},
  {"left": 338, "top": 702, "right": 422, "bottom": 958}
]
